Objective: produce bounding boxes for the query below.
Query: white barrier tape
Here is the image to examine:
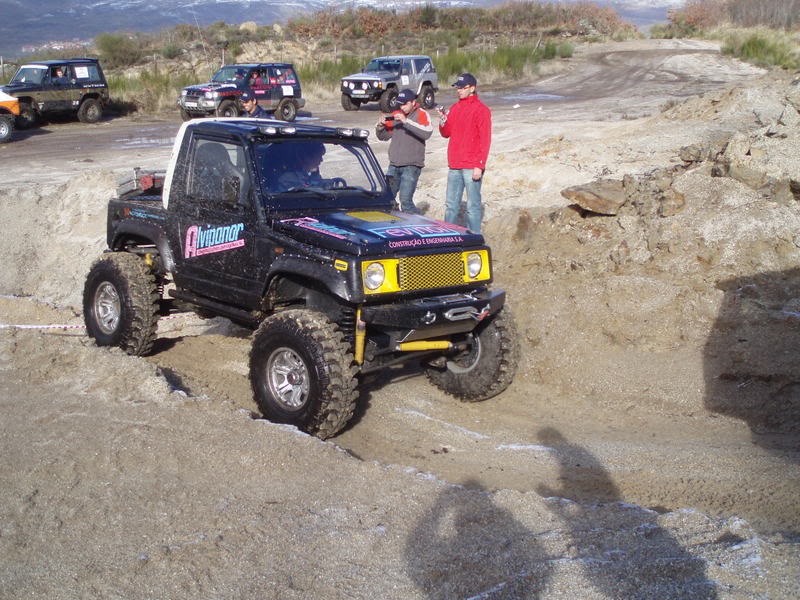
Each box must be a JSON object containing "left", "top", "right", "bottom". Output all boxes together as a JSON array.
[
  {"left": 0, "top": 313, "right": 191, "bottom": 331},
  {"left": 0, "top": 323, "right": 86, "bottom": 330}
]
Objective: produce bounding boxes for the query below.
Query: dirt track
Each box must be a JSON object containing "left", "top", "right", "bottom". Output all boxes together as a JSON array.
[{"left": 1, "top": 39, "right": 798, "bottom": 598}]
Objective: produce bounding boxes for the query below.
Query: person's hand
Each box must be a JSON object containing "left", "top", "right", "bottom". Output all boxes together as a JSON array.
[
  {"left": 472, "top": 167, "right": 483, "bottom": 181},
  {"left": 394, "top": 112, "right": 407, "bottom": 124}
]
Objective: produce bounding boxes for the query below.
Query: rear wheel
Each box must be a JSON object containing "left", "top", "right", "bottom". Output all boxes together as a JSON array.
[
  {"left": 419, "top": 84, "right": 436, "bottom": 109},
  {"left": 16, "top": 102, "right": 37, "bottom": 129},
  {"left": 77, "top": 98, "right": 102, "bottom": 123},
  {"left": 341, "top": 94, "right": 359, "bottom": 111},
  {"left": 379, "top": 88, "right": 398, "bottom": 113},
  {"left": 276, "top": 98, "right": 298, "bottom": 122},
  {"left": 0, "top": 116, "right": 13, "bottom": 143},
  {"left": 249, "top": 309, "right": 358, "bottom": 439},
  {"left": 217, "top": 99, "right": 239, "bottom": 118},
  {"left": 83, "top": 253, "right": 159, "bottom": 356},
  {"left": 425, "top": 307, "right": 518, "bottom": 401}
]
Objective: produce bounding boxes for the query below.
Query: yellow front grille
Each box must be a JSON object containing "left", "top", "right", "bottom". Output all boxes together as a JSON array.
[{"left": 398, "top": 252, "right": 464, "bottom": 291}]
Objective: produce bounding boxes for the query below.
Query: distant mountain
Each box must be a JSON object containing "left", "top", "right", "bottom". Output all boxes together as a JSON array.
[{"left": 0, "top": 0, "right": 682, "bottom": 58}]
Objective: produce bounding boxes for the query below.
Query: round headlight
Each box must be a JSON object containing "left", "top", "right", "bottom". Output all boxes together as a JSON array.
[
  {"left": 467, "top": 253, "right": 482, "bottom": 278},
  {"left": 364, "top": 262, "right": 385, "bottom": 290},
  {"left": 181, "top": 89, "right": 187, "bottom": 96}
]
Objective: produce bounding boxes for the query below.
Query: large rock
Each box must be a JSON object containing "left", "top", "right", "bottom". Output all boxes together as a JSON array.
[{"left": 560, "top": 178, "right": 626, "bottom": 215}]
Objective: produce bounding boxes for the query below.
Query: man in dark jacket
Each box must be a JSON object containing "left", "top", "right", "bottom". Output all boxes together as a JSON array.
[
  {"left": 241, "top": 90, "right": 269, "bottom": 118},
  {"left": 376, "top": 88, "right": 433, "bottom": 214},
  {"left": 436, "top": 73, "right": 492, "bottom": 233}
]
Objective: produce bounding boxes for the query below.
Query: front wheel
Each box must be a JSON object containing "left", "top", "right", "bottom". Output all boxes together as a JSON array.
[
  {"left": 425, "top": 307, "right": 518, "bottom": 401},
  {"left": 276, "top": 98, "right": 298, "bottom": 122},
  {"left": 179, "top": 107, "right": 193, "bottom": 121},
  {"left": 419, "top": 84, "right": 435, "bottom": 109},
  {"left": 0, "top": 116, "right": 13, "bottom": 143},
  {"left": 16, "top": 102, "right": 37, "bottom": 129},
  {"left": 341, "top": 93, "right": 359, "bottom": 111},
  {"left": 216, "top": 99, "right": 240, "bottom": 118},
  {"left": 83, "top": 253, "right": 159, "bottom": 356},
  {"left": 77, "top": 98, "right": 102, "bottom": 123},
  {"left": 379, "top": 88, "right": 398, "bottom": 113},
  {"left": 249, "top": 310, "right": 358, "bottom": 439}
]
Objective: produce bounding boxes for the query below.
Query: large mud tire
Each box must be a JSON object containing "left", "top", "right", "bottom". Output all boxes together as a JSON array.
[
  {"left": 276, "top": 98, "right": 298, "bottom": 122},
  {"left": 83, "top": 253, "right": 159, "bottom": 356},
  {"left": 379, "top": 88, "right": 398, "bottom": 113},
  {"left": 16, "top": 102, "right": 37, "bottom": 129},
  {"left": 341, "top": 93, "right": 359, "bottom": 111},
  {"left": 249, "top": 310, "right": 358, "bottom": 439},
  {"left": 216, "top": 99, "right": 240, "bottom": 118},
  {"left": 425, "top": 307, "right": 518, "bottom": 402},
  {"left": 0, "top": 116, "right": 13, "bottom": 143},
  {"left": 180, "top": 107, "right": 193, "bottom": 121},
  {"left": 419, "top": 84, "right": 436, "bottom": 109},
  {"left": 77, "top": 98, "right": 102, "bottom": 123}
]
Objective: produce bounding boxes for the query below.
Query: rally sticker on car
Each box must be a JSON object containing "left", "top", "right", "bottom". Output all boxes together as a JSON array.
[
  {"left": 280, "top": 217, "right": 353, "bottom": 240},
  {"left": 369, "top": 223, "right": 464, "bottom": 239},
  {"left": 184, "top": 223, "right": 245, "bottom": 258}
]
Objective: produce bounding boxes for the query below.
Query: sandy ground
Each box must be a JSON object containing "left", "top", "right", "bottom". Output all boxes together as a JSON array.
[{"left": 1, "top": 39, "right": 799, "bottom": 598}]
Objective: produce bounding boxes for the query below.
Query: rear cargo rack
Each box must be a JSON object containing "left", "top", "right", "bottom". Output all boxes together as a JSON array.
[{"left": 117, "top": 167, "right": 166, "bottom": 199}]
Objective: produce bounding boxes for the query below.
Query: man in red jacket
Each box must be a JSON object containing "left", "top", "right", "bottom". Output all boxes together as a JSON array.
[{"left": 436, "top": 73, "right": 492, "bottom": 233}]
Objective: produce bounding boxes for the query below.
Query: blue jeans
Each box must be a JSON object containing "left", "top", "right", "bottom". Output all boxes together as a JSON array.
[
  {"left": 387, "top": 164, "right": 422, "bottom": 213},
  {"left": 445, "top": 168, "right": 483, "bottom": 232}
]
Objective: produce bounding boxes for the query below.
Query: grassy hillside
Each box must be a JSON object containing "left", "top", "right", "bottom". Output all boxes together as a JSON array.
[
  {"left": 650, "top": 0, "right": 800, "bottom": 69},
  {"left": 2, "top": 2, "right": 637, "bottom": 115}
]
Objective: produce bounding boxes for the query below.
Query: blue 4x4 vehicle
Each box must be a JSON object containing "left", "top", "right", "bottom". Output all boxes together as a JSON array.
[
  {"left": 84, "top": 118, "right": 517, "bottom": 439},
  {"left": 178, "top": 63, "right": 305, "bottom": 122}
]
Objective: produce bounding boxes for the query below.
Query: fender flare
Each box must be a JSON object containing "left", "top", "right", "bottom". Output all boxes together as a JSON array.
[
  {"left": 110, "top": 220, "right": 176, "bottom": 273},
  {"left": 265, "top": 254, "right": 355, "bottom": 305}
]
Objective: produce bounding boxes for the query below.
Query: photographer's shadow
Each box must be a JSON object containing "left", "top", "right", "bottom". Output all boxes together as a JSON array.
[
  {"left": 405, "top": 479, "right": 551, "bottom": 599},
  {"left": 703, "top": 269, "right": 800, "bottom": 461},
  {"left": 536, "top": 427, "right": 718, "bottom": 599}
]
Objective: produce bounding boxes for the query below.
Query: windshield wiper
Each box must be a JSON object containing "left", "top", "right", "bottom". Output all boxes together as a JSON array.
[
  {"left": 333, "top": 185, "right": 382, "bottom": 196},
  {"left": 280, "top": 187, "right": 336, "bottom": 200}
]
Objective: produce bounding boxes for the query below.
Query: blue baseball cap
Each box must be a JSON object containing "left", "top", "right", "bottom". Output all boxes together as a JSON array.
[
  {"left": 452, "top": 73, "right": 477, "bottom": 88},
  {"left": 395, "top": 89, "right": 417, "bottom": 105},
  {"left": 240, "top": 90, "right": 255, "bottom": 102}
]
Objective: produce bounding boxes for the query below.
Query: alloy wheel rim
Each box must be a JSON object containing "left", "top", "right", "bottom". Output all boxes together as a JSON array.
[
  {"left": 267, "top": 348, "right": 310, "bottom": 409},
  {"left": 94, "top": 281, "right": 121, "bottom": 334}
]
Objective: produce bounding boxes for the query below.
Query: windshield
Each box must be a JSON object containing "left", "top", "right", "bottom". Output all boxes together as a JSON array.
[
  {"left": 10, "top": 65, "right": 46, "bottom": 85},
  {"left": 255, "top": 138, "right": 391, "bottom": 211},
  {"left": 364, "top": 59, "right": 401, "bottom": 73},
  {"left": 211, "top": 66, "right": 248, "bottom": 83}
]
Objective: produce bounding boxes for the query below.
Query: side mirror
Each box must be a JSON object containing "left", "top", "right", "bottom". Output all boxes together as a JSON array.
[{"left": 222, "top": 176, "right": 240, "bottom": 206}]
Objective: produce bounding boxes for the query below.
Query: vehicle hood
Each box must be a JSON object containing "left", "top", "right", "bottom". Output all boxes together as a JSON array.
[
  {"left": 342, "top": 71, "right": 398, "bottom": 82},
  {"left": 0, "top": 89, "right": 19, "bottom": 104},
  {"left": 182, "top": 82, "right": 242, "bottom": 94},
  {"left": 0, "top": 83, "right": 36, "bottom": 95},
  {"left": 274, "top": 210, "right": 481, "bottom": 255}
]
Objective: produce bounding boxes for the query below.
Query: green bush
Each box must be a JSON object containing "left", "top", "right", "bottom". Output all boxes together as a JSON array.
[
  {"left": 721, "top": 30, "right": 800, "bottom": 69},
  {"left": 95, "top": 33, "right": 144, "bottom": 68},
  {"left": 160, "top": 45, "right": 182, "bottom": 60}
]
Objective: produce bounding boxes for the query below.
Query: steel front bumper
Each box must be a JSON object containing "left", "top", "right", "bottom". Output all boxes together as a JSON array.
[{"left": 361, "top": 288, "right": 506, "bottom": 342}]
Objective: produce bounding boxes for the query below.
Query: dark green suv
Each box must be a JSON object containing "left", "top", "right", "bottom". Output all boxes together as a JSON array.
[{"left": 1, "top": 58, "right": 109, "bottom": 128}]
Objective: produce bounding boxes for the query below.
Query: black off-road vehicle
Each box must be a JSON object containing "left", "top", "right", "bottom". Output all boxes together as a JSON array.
[
  {"left": 83, "top": 118, "right": 517, "bottom": 439},
  {"left": 1, "top": 58, "right": 108, "bottom": 128},
  {"left": 178, "top": 63, "right": 305, "bottom": 121}
]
